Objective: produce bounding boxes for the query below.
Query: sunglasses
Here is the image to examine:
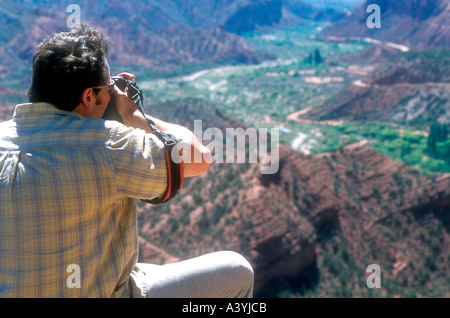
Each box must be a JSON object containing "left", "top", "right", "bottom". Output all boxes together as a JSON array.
[{"left": 92, "top": 78, "right": 115, "bottom": 90}]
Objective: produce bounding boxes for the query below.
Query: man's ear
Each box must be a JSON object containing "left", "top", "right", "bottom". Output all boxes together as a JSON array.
[
  {"left": 74, "top": 87, "right": 97, "bottom": 118},
  {"left": 81, "top": 87, "right": 96, "bottom": 110}
]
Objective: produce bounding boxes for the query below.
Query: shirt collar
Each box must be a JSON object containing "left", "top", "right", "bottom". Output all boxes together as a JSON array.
[{"left": 13, "top": 103, "right": 85, "bottom": 120}]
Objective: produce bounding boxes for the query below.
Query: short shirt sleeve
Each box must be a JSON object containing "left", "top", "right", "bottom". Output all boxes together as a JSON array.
[{"left": 107, "top": 125, "right": 168, "bottom": 200}]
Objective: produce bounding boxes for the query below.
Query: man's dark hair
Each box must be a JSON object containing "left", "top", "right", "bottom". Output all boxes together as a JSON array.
[{"left": 27, "top": 24, "right": 109, "bottom": 111}]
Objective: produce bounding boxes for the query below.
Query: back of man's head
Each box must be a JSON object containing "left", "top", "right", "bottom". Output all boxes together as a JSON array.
[{"left": 27, "top": 24, "right": 109, "bottom": 111}]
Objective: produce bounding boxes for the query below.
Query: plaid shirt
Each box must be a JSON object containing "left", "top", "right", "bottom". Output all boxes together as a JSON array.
[{"left": 0, "top": 103, "right": 168, "bottom": 298}]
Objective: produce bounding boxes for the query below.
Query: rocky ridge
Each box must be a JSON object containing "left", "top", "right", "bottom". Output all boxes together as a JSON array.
[
  {"left": 320, "top": 0, "right": 450, "bottom": 50},
  {"left": 306, "top": 49, "right": 450, "bottom": 124}
]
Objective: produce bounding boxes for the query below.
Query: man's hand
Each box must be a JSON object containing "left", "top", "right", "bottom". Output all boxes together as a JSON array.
[
  {"left": 117, "top": 72, "right": 136, "bottom": 82},
  {"left": 111, "top": 73, "right": 151, "bottom": 132}
]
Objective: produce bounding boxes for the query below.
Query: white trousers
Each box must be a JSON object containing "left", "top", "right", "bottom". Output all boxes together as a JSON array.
[{"left": 129, "top": 251, "right": 254, "bottom": 298}]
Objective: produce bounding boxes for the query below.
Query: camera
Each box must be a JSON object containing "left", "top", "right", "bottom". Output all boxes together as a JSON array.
[{"left": 102, "top": 76, "right": 145, "bottom": 123}]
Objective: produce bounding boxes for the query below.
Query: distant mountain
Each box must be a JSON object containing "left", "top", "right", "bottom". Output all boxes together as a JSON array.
[
  {"left": 328, "top": 43, "right": 400, "bottom": 65},
  {"left": 306, "top": 49, "right": 450, "bottom": 124},
  {"left": 137, "top": 97, "right": 450, "bottom": 297},
  {"left": 0, "top": 0, "right": 350, "bottom": 81},
  {"left": 320, "top": 0, "right": 450, "bottom": 50},
  {"left": 221, "top": 0, "right": 283, "bottom": 33},
  {"left": 218, "top": 0, "right": 346, "bottom": 33},
  {"left": 283, "top": 0, "right": 348, "bottom": 23},
  {"left": 301, "top": 0, "right": 363, "bottom": 9},
  {"left": 0, "top": 2, "right": 261, "bottom": 77}
]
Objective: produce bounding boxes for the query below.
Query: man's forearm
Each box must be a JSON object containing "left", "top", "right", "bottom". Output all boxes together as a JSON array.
[
  {"left": 146, "top": 115, "right": 212, "bottom": 177},
  {"left": 122, "top": 109, "right": 153, "bottom": 133}
]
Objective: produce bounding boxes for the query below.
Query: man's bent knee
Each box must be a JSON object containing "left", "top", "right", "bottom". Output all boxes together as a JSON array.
[{"left": 218, "top": 251, "right": 254, "bottom": 297}]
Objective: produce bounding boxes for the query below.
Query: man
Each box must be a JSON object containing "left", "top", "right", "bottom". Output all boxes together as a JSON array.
[{"left": 0, "top": 25, "right": 253, "bottom": 298}]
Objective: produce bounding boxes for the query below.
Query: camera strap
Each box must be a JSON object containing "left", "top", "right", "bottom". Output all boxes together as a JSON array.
[
  {"left": 120, "top": 78, "right": 184, "bottom": 205},
  {"left": 140, "top": 114, "right": 184, "bottom": 205}
]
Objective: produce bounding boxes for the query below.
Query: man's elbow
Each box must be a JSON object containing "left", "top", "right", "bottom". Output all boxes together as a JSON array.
[
  {"left": 184, "top": 147, "right": 212, "bottom": 177},
  {"left": 197, "top": 159, "right": 212, "bottom": 176},
  {"left": 184, "top": 162, "right": 211, "bottom": 178},
  {"left": 197, "top": 146, "right": 213, "bottom": 175},
  {"left": 202, "top": 147, "right": 212, "bottom": 171}
]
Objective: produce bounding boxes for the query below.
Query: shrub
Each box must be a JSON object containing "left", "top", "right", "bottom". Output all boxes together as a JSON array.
[{"left": 379, "top": 128, "right": 399, "bottom": 141}]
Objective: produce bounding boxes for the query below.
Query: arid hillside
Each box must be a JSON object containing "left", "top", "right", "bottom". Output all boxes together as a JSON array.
[
  {"left": 136, "top": 98, "right": 450, "bottom": 297},
  {"left": 320, "top": 0, "right": 450, "bottom": 50},
  {"left": 305, "top": 49, "right": 450, "bottom": 125}
]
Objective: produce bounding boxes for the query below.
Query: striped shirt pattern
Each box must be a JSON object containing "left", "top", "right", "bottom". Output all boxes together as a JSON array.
[{"left": 0, "top": 103, "right": 167, "bottom": 297}]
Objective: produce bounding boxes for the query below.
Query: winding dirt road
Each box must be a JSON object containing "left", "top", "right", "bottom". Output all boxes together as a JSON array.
[{"left": 287, "top": 107, "right": 344, "bottom": 126}]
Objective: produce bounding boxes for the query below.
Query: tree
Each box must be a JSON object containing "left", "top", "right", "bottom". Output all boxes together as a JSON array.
[
  {"left": 426, "top": 123, "right": 449, "bottom": 158},
  {"left": 426, "top": 126, "right": 437, "bottom": 157},
  {"left": 314, "top": 48, "right": 323, "bottom": 65},
  {"left": 437, "top": 124, "right": 448, "bottom": 142}
]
